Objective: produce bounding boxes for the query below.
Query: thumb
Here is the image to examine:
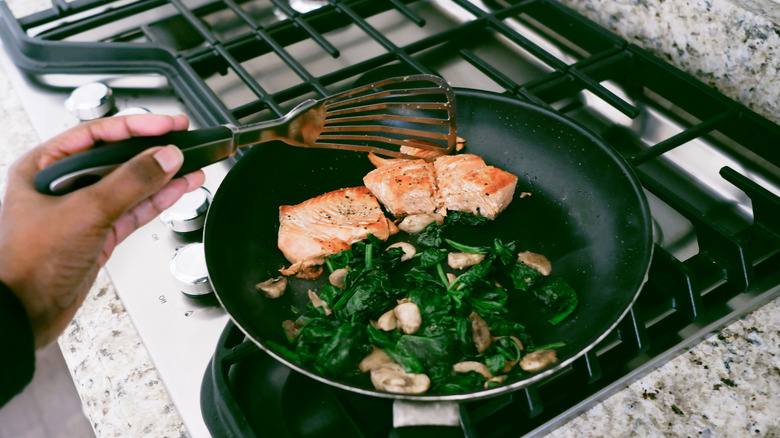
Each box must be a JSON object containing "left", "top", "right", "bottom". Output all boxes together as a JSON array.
[{"left": 79, "top": 145, "right": 183, "bottom": 223}]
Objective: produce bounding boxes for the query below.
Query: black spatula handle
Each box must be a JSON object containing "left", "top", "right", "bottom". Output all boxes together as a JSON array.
[{"left": 34, "top": 126, "right": 234, "bottom": 195}]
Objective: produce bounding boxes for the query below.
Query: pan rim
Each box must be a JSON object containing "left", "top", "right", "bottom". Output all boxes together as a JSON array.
[{"left": 204, "top": 88, "right": 654, "bottom": 402}]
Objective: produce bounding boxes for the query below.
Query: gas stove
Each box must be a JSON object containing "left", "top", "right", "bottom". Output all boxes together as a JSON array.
[{"left": 1, "top": 1, "right": 779, "bottom": 437}]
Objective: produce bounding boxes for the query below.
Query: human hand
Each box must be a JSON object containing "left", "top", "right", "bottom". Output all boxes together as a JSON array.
[{"left": 0, "top": 114, "right": 206, "bottom": 348}]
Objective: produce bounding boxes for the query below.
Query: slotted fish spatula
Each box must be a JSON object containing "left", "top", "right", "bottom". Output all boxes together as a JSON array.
[{"left": 36, "top": 74, "right": 457, "bottom": 195}]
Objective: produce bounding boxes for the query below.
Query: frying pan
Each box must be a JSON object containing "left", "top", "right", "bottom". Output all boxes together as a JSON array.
[{"left": 203, "top": 88, "right": 653, "bottom": 426}]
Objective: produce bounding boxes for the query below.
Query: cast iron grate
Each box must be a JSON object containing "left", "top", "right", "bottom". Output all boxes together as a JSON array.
[{"left": 2, "top": 0, "right": 779, "bottom": 436}]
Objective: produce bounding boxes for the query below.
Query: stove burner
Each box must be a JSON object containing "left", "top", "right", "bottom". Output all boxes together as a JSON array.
[{"left": 202, "top": 321, "right": 515, "bottom": 437}]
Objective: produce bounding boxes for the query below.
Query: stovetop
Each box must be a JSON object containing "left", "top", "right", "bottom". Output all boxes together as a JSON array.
[{"left": 1, "top": 1, "right": 779, "bottom": 437}]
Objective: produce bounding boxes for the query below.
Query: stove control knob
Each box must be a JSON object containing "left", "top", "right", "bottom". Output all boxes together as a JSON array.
[
  {"left": 64, "top": 82, "right": 115, "bottom": 121},
  {"left": 170, "top": 242, "right": 212, "bottom": 297},
  {"left": 114, "top": 107, "right": 151, "bottom": 117},
  {"left": 159, "top": 187, "right": 212, "bottom": 233}
]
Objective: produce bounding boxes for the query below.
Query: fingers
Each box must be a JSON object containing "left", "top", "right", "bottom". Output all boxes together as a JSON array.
[
  {"left": 25, "top": 114, "right": 189, "bottom": 175},
  {"left": 78, "top": 145, "right": 185, "bottom": 225},
  {"left": 115, "top": 171, "right": 205, "bottom": 240},
  {"left": 99, "top": 170, "right": 205, "bottom": 265}
]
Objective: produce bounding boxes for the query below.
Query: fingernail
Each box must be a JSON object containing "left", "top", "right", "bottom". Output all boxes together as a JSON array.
[{"left": 153, "top": 146, "right": 183, "bottom": 173}]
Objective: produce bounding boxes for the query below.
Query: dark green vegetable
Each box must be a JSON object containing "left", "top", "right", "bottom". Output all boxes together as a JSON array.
[
  {"left": 533, "top": 277, "right": 579, "bottom": 325},
  {"left": 509, "top": 262, "right": 544, "bottom": 291},
  {"left": 276, "top": 213, "right": 578, "bottom": 394}
]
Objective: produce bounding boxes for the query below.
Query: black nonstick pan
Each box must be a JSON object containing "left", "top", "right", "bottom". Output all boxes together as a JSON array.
[{"left": 203, "top": 88, "right": 653, "bottom": 420}]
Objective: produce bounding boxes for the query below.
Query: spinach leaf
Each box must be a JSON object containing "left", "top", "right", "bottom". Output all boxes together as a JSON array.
[
  {"left": 319, "top": 284, "right": 343, "bottom": 308},
  {"left": 485, "top": 354, "right": 506, "bottom": 376},
  {"left": 444, "top": 238, "right": 490, "bottom": 254},
  {"left": 432, "top": 371, "right": 485, "bottom": 394},
  {"left": 465, "top": 285, "right": 509, "bottom": 317},
  {"left": 407, "top": 287, "right": 452, "bottom": 322},
  {"left": 397, "top": 332, "right": 458, "bottom": 369},
  {"left": 315, "top": 322, "right": 370, "bottom": 377},
  {"left": 417, "top": 248, "right": 448, "bottom": 267},
  {"left": 448, "top": 257, "right": 494, "bottom": 293},
  {"left": 405, "top": 265, "right": 445, "bottom": 290},
  {"left": 444, "top": 211, "right": 490, "bottom": 227},
  {"left": 328, "top": 249, "right": 355, "bottom": 271},
  {"left": 492, "top": 238, "right": 517, "bottom": 266},
  {"left": 483, "top": 336, "right": 523, "bottom": 375},
  {"left": 336, "top": 271, "right": 401, "bottom": 322},
  {"left": 529, "top": 341, "right": 566, "bottom": 352},
  {"left": 366, "top": 325, "right": 424, "bottom": 373},
  {"left": 508, "top": 262, "right": 544, "bottom": 291},
  {"left": 416, "top": 221, "right": 444, "bottom": 248},
  {"left": 533, "top": 277, "right": 578, "bottom": 325},
  {"left": 485, "top": 318, "right": 534, "bottom": 351}
]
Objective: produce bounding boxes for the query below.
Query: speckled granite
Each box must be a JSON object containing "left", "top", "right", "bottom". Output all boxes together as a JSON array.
[
  {"left": 728, "top": 0, "right": 780, "bottom": 26},
  {"left": 0, "top": 0, "right": 188, "bottom": 434},
  {"left": 550, "top": 296, "right": 780, "bottom": 437},
  {"left": 61, "top": 271, "right": 188, "bottom": 438},
  {"left": 558, "top": 0, "right": 780, "bottom": 125},
  {"left": 1, "top": 0, "right": 778, "bottom": 437}
]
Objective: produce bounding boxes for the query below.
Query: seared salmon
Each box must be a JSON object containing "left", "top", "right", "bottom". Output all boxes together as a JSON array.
[
  {"left": 433, "top": 154, "right": 518, "bottom": 220},
  {"left": 363, "top": 159, "right": 438, "bottom": 217},
  {"left": 278, "top": 186, "right": 398, "bottom": 278}
]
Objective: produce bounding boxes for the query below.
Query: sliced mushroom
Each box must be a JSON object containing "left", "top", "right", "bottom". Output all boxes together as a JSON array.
[
  {"left": 371, "top": 309, "right": 397, "bottom": 331},
  {"left": 397, "top": 213, "right": 445, "bottom": 234},
  {"left": 448, "top": 252, "right": 486, "bottom": 270},
  {"left": 359, "top": 346, "right": 395, "bottom": 373},
  {"left": 484, "top": 375, "right": 508, "bottom": 389},
  {"left": 328, "top": 268, "right": 348, "bottom": 289},
  {"left": 519, "top": 349, "right": 558, "bottom": 373},
  {"left": 394, "top": 300, "right": 422, "bottom": 334},
  {"left": 509, "top": 335, "right": 525, "bottom": 351},
  {"left": 453, "top": 361, "right": 492, "bottom": 379},
  {"left": 469, "top": 311, "right": 491, "bottom": 353},
  {"left": 387, "top": 242, "right": 417, "bottom": 261},
  {"left": 501, "top": 360, "right": 517, "bottom": 374},
  {"left": 446, "top": 272, "right": 457, "bottom": 285},
  {"left": 307, "top": 289, "right": 332, "bottom": 316},
  {"left": 255, "top": 276, "right": 287, "bottom": 298},
  {"left": 370, "top": 363, "right": 430, "bottom": 394},
  {"left": 517, "top": 251, "right": 552, "bottom": 276},
  {"left": 282, "top": 320, "right": 299, "bottom": 343}
]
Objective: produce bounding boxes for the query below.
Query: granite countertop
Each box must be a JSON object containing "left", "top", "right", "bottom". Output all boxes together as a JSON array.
[{"left": 1, "top": 0, "right": 778, "bottom": 437}]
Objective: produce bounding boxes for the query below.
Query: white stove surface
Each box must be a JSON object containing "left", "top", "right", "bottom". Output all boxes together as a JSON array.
[{"left": 0, "top": 44, "right": 229, "bottom": 437}]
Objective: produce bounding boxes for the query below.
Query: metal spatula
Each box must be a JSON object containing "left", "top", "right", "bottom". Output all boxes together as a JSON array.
[{"left": 35, "top": 74, "right": 457, "bottom": 195}]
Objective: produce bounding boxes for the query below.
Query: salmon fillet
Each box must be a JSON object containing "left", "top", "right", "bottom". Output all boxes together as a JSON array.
[
  {"left": 363, "top": 159, "right": 438, "bottom": 217},
  {"left": 278, "top": 186, "right": 398, "bottom": 278},
  {"left": 433, "top": 154, "right": 518, "bottom": 220}
]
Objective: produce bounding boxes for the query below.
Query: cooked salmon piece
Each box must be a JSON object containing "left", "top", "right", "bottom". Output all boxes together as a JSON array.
[
  {"left": 278, "top": 186, "right": 398, "bottom": 278},
  {"left": 363, "top": 159, "right": 438, "bottom": 217},
  {"left": 434, "top": 154, "right": 518, "bottom": 220}
]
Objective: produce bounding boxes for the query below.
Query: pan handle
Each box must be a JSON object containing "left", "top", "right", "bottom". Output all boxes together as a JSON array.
[
  {"left": 389, "top": 400, "right": 463, "bottom": 437},
  {"left": 34, "top": 125, "right": 235, "bottom": 196}
]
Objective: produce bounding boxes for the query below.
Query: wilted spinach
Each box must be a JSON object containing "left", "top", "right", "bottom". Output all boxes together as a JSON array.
[{"left": 275, "top": 212, "right": 577, "bottom": 394}]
